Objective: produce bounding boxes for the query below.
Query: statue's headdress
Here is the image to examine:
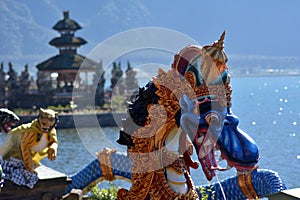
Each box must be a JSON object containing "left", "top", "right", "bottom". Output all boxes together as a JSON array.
[
  {"left": 172, "top": 31, "right": 231, "bottom": 106},
  {"left": 153, "top": 31, "right": 232, "bottom": 119}
]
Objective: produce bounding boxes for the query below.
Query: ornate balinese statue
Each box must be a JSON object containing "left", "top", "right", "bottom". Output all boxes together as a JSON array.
[{"left": 65, "top": 32, "right": 286, "bottom": 200}]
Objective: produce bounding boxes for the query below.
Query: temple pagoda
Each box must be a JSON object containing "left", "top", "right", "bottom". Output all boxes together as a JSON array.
[{"left": 36, "top": 11, "right": 101, "bottom": 106}]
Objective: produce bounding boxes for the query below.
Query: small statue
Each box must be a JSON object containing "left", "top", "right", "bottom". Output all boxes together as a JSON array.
[
  {"left": 0, "top": 108, "right": 19, "bottom": 191},
  {"left": 0, "top": 108, "right": 58, "bottom": 172},
  {"left": 0, "top": 108, "right": 20, "bottom": 133}
]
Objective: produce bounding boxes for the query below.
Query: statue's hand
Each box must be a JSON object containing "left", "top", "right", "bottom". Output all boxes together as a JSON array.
[{"left": 47, "top": 148, "right": 56, "bottom": 161}]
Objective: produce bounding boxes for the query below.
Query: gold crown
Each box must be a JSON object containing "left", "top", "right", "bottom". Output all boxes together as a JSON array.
[{"left": 202, "top": 31, "right": 228, "bottom": 65}]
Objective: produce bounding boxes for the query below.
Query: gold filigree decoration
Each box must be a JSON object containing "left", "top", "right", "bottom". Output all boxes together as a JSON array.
[
  {"left": 153, "top": 68, "right": 232, "bottom": 120},
  {"left": 153, "top": 68, "right": 197, "bottom": 120},
  {"left": 194, "top": 80, "right": 232, "bottom": 107},
  {"left": 149, "top": 169, "right": 199, "bottom": 200},
  {"left": 96, "top": 148, "right": 116, "bottom": 181},
  {"left": 117, "top": 102, "right": 199, "bottom": 199},
  {"left": 129, "top": 104, "right": 169, "bottom": 173},
  {"left": 238, "top": 172, "right": 258, "bottom": 199}
]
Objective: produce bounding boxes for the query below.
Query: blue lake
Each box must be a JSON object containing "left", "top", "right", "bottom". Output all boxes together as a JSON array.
[{"left": 2, "top": 76, "right": 300, "bottom": 190}]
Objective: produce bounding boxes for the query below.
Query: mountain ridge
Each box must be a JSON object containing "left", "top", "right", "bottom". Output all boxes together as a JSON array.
[{"left": 0, "top": 0, "right": 299, "bottom": 77}]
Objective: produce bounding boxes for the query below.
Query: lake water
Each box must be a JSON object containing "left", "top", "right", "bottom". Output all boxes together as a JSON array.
[{"left": 1, "top": 76, "right": 300, "bottom": 191}]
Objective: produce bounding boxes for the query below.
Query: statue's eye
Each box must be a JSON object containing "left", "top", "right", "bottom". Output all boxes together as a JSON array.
[{"left": 205, "top": 113, "right": 220, "bottom": 126}]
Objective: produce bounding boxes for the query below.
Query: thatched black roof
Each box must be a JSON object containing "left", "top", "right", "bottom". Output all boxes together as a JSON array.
[
  {"left": 36, "top": 54, "right": 98, "bottom": 71},
  {"left": 49, "top": 35, "right": 87, "bottom": 47},
  {"left": 53, "top": 11, "right": 81, "bottom": 31}
]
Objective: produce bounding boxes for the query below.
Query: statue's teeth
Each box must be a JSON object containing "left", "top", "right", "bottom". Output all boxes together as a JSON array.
[
  {"left": 197, "top": 136, "right": 204, "bottom": 144},
  {"left": 203, "top": 139, "right": 213, "bottom": 146}
]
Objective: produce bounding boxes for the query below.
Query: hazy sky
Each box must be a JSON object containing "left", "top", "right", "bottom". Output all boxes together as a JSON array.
[
  {"left": 1, "top": 0, "right": 299, "bottom": 72},
  {"left": 47, "top": 0, "right": 300, "bottom": 58}
]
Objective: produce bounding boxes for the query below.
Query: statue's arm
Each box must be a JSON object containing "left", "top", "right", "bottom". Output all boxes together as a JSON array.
[{"left": 21, "top": 132, "right": 37, "bottom": 172}]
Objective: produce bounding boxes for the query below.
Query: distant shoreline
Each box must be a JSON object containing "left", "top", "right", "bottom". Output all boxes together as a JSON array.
[
  {"left": 232, "top": 74, "right": 300, "bottom": 78},
  {"left": 14, "top": 72, "right": 300, "bottom": 129},
  {"left": 18, "top": 112, "right": 127, "bottom": 129},
  {"left": 230, "top": 71, "right": 300, "bottom": 78}
]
